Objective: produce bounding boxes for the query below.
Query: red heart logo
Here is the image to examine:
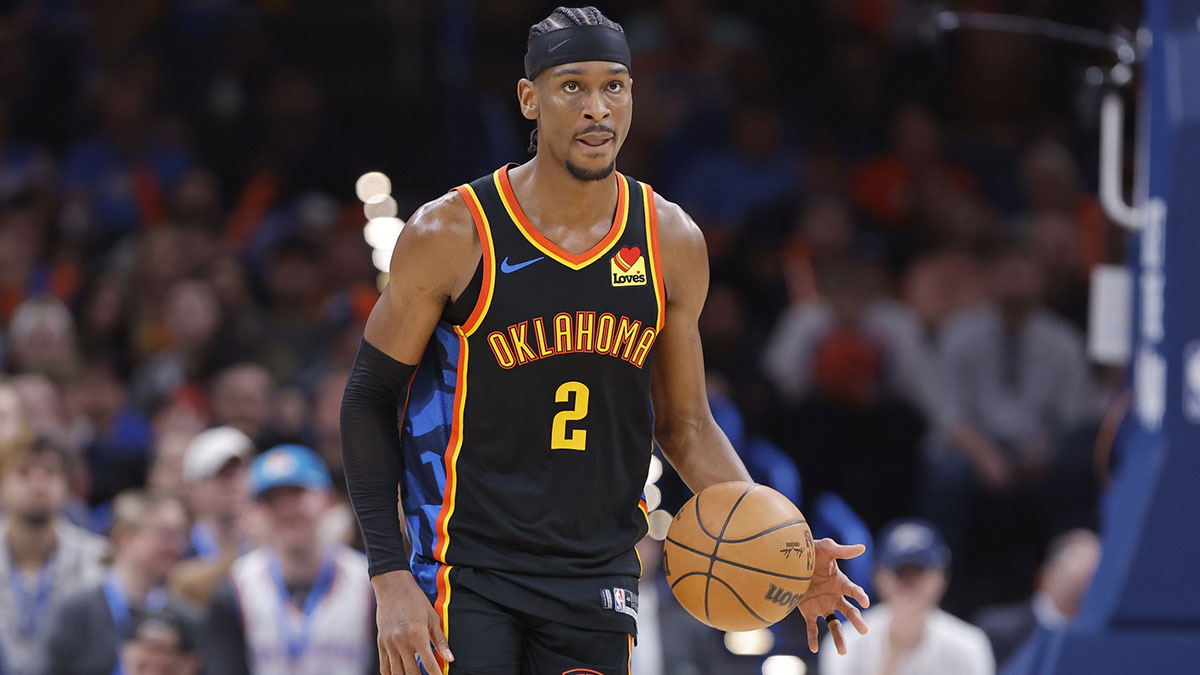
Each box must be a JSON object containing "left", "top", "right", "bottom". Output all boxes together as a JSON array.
[{"left": 614, "top": 246, "right": 641, "bottom": 272}]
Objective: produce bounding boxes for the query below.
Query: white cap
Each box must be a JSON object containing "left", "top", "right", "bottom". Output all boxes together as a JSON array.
[{"left": 182, "top": 426, "right": 255, "bottom": 481}]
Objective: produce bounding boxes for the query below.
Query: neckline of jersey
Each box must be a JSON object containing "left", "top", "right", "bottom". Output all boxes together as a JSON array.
[{"left": 494, "top": 163, "right": 630, "bottom": 271}]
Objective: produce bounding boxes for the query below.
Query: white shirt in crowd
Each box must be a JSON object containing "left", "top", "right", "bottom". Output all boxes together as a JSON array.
[
  {"left": 230, "top": 545, "right": 375, "bottom": 675},
  {"left": 820, "top": 605, "right": 995, "bottom": 675}
]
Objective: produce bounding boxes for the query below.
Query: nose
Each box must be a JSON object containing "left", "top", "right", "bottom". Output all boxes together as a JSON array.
[{"left": 582, "top": 89, "right": 610, "bottom": 122}]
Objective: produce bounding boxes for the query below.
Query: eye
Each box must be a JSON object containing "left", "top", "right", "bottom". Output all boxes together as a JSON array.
[
  {"left": 563, "top": 82, "right": 580, "bottom": 93},
  {"left": 607, "top": 81, "right": 624, "bottom": 92}
]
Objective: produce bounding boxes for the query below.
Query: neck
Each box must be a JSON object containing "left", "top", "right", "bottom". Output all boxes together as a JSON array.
[
  {"left": 514, "top": 156, "right": 618, "bottom": 228},
  {"left": 112, "top": 559, "right": 155, "bottom": 604},
  {"left": 278, "top": 543, "right": 325, "bottom": 583},
  {"left": 6, "top": 518, "right": 57, "bottom": 569}
]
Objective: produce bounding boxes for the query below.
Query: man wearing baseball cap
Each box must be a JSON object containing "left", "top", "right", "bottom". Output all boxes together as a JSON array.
[
  {"left": 205, "top": 445, "right": 377, "bottom": 675},
  {"left": 169, "top": 426, "right": 255, "bottom": 608},
  {"left": 821, "top": 519, "right": 995, "bottom": 675}
]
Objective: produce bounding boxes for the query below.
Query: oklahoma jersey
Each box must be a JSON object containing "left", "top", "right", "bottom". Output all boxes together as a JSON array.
[{"left": 400, "top": 164, "right": 664, "bottom": 634}]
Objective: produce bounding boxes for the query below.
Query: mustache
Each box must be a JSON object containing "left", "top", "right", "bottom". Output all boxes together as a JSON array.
[{"left": 575, "top": 125, "right": 616, "bottom": 139}]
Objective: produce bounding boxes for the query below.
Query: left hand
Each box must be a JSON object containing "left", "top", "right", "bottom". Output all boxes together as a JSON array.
[{"left": 796, "top": 538, "right": 871, "bottom": 655}]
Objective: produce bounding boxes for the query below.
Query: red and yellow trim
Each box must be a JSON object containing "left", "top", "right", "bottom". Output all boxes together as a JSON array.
[
  {"left": 452, "top": 185, "right": 497, "bottom": 337},
  {"left": 641, "top": 183, "right": 667, "bottom": 332},
  {"left": 432, "top": 323, "right": 473, "bottom": 674},
  {"left": 432, "top": 327, "right": 469, "bottom": 562},
  {"left": 433, "top": 563, "right": 454, "bottom": 675},
  {"left": 495, "top": 164, "right": 629, "bottom": 270}
]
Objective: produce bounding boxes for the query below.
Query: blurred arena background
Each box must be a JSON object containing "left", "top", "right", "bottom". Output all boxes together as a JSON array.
[{"left": 2, "top": 0, "right": 1197, "bottom": 673}]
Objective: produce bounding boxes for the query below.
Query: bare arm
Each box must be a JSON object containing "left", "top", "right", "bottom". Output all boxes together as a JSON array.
[
  {"left": 363, "top": 191, "right": 481, "bottom": 362},
  {"left": 341, "top": 191, "right": 478, "bottom": 675},
  {"left": 650, "top": 196, "right": 752, "bottom": 490},
  {"left": 651, "top": 196, "right": 870, "bottom": 654}
]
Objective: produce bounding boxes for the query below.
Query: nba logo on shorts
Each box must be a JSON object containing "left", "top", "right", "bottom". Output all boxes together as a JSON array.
[{"left": 611, "top": 588, "right": 638, "bottom": 618}]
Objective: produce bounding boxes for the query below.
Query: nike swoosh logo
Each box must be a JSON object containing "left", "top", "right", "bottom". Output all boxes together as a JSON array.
[
  {"left": 500, "top": 256, "right": 545, "bottom": 273},
  {"left": 547, "top": 38, "right": 570, "bottom": 52}
]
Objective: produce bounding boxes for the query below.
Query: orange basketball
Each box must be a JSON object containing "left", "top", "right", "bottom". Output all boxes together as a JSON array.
[{"left": 663, "top": 481, "right": 815, "bottom": 631}]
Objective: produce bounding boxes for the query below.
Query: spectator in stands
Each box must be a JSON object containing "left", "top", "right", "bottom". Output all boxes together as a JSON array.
[
  {"left": 670, "top": 101, "right": 801, "bottom": 260},
  {"left": 921, "top": 240, "right": 1096, "bottom": 529},
  {"left": 146, "top": 431, "right": 189, "bottom": 499},
  {"left": 119, "top": 607, "right": 204, "bottom": 675},
  {"left": 850, "top": 103, "right": 977, "bottom": 235},
  {"left": 208, "top": 363, "right": 274, "bottom": 446},
  {"left": 974, "top": 529, "right": 1101, "bottom": 667},
  {"left": 206, "top": 444, "right": 377, "bottom": 675},
  {"left": 65, "top": 357, "right": 152, "bottom": 504},
  {"left": 0, "top": 433, "right": 106, "bottom": 675},
  {"left": 921, "top": 240, "right": 1098, "bottom": 610},
  {"left": 59, "top": 55, "right": 192, "bottom": 247},
  {"left": 38, "top": 490, "right": 193, "bottom": 675},
  {"left": 1025, "top": 211, "right": 1089, "bottom": 330},
  {"left": 129, "top": 279, "right": 224, "bottom": 412},
  {"left": 1020, "top": 140, "right": 1111, "bottom": 272},
  {"left": 762, "top": 260, "right": 928, "bottom": 528},
  {"left": 0, "top": 382, "right": 24, "bottom": 444},
  {"left": 821, "top": 519, "right": 994, "bottom": 675},
  {"left": 168, "top": 426, "right": 254, "bottom": 608},
  {"left": 3, "top": 297, "right": 78, "bottom": 381}
]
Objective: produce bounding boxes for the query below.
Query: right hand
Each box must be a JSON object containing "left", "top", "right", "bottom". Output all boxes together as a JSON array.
[{"left": 372, "top": 570, "right": 454, "bottom": 675}]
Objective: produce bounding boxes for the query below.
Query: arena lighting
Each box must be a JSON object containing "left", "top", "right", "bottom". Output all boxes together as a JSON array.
[
  {"left": 761, "top": 655, "right": 806, "bottom": 675},
  {"left": 724, "top": 628, "right": 775, "bottom": 656},
  {"left": 644, "top": 483, "right": 661, "bottom": 512},
  {"left": 372, "top": 247, "right": 392, "bottom": 274},
  {"left": 646, "top": 509, "right": 672, "bottom": 541},
  {"left": 355, "top": 171, "right": 391, "bottom": 202},
  {"left": 364, "top": 216, "right": 405, "bottom": 250},
  {"left": 364, "top": 194, "right": 398, "bottom": 220},
  {"left": 646, "top": 455, "right": 663, "bottom": 485}
]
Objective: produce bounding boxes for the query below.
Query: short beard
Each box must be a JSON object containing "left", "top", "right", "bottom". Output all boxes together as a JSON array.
[{"left": 565, "top": 158, "right": 616, "bottom": 182}]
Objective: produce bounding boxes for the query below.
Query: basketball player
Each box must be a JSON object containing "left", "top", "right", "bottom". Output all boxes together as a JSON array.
[{"left": 339, "top": 7, "right": 870, "bottom": 675}]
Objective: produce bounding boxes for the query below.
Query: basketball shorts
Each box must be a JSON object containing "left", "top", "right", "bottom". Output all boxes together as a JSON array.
[{"left": 431, "top": 568, "right": 634, "bottom": 675}]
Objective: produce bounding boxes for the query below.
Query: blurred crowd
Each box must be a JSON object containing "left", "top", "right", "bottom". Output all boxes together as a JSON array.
[{"left": 0, "top": 0, "right": 1140, "bottom": 673}]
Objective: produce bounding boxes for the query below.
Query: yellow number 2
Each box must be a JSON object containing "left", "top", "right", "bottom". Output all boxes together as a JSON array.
[{"left": 551, "top": 381, "right": 589, "bottom": 451}]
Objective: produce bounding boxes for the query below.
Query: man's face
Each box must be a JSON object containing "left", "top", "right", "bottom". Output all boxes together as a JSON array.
[
  {"left": 523, "top": 61, "right": 632, "bottom": 181},
  {"left": 0, "top": 452, "right": 68, "bottom": 526},
  {"left": 189, "top": 459, "right": 248, "bottom": 522},
  {"left": 257, "top": 485, "right": 327, "bottom": 552},
  {"left": 875, "top": 564, "right": 947, "bottom": 610},
  {"left": 991, "top": 253, "right": 1044, "bottom": 314},
  {"left": 122, "top": 503, "right": 189, "bottom": 583}
]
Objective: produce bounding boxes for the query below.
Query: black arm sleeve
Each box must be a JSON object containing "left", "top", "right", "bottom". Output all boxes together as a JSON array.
[{"left": 340, "top": 337, "right": 417, "bottom": 578}]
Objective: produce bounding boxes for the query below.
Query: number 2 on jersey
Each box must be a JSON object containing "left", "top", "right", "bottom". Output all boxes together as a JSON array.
[{"left": 551, "top": 381, "right": 589, "bottom": 451}]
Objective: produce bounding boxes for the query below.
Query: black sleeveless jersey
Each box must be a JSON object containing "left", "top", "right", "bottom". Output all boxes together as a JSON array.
[{"left": 398, "top": 165, "right": 665, "bottom": 629}]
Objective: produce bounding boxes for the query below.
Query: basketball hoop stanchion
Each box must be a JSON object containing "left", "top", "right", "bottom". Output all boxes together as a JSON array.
[
  {"left": 927, "top": 3, "right": 1200, "bottom": 672},
  {"left": 1037, "top": 1, "right": 1200, "bottom": 672}
]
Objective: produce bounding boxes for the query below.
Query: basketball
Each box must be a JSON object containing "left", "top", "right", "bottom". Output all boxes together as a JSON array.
[{"left": 663, "top": 481, "right": 816, "bottom": 631}]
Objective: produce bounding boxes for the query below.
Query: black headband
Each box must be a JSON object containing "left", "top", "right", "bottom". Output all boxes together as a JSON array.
[{"left": 524, "top": 25, "right": 631, "bottom": 81}]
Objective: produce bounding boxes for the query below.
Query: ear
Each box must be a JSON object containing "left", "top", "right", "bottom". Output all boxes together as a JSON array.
[{"left": 517, "top": 78, "right": 539, "bottom": 121}]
